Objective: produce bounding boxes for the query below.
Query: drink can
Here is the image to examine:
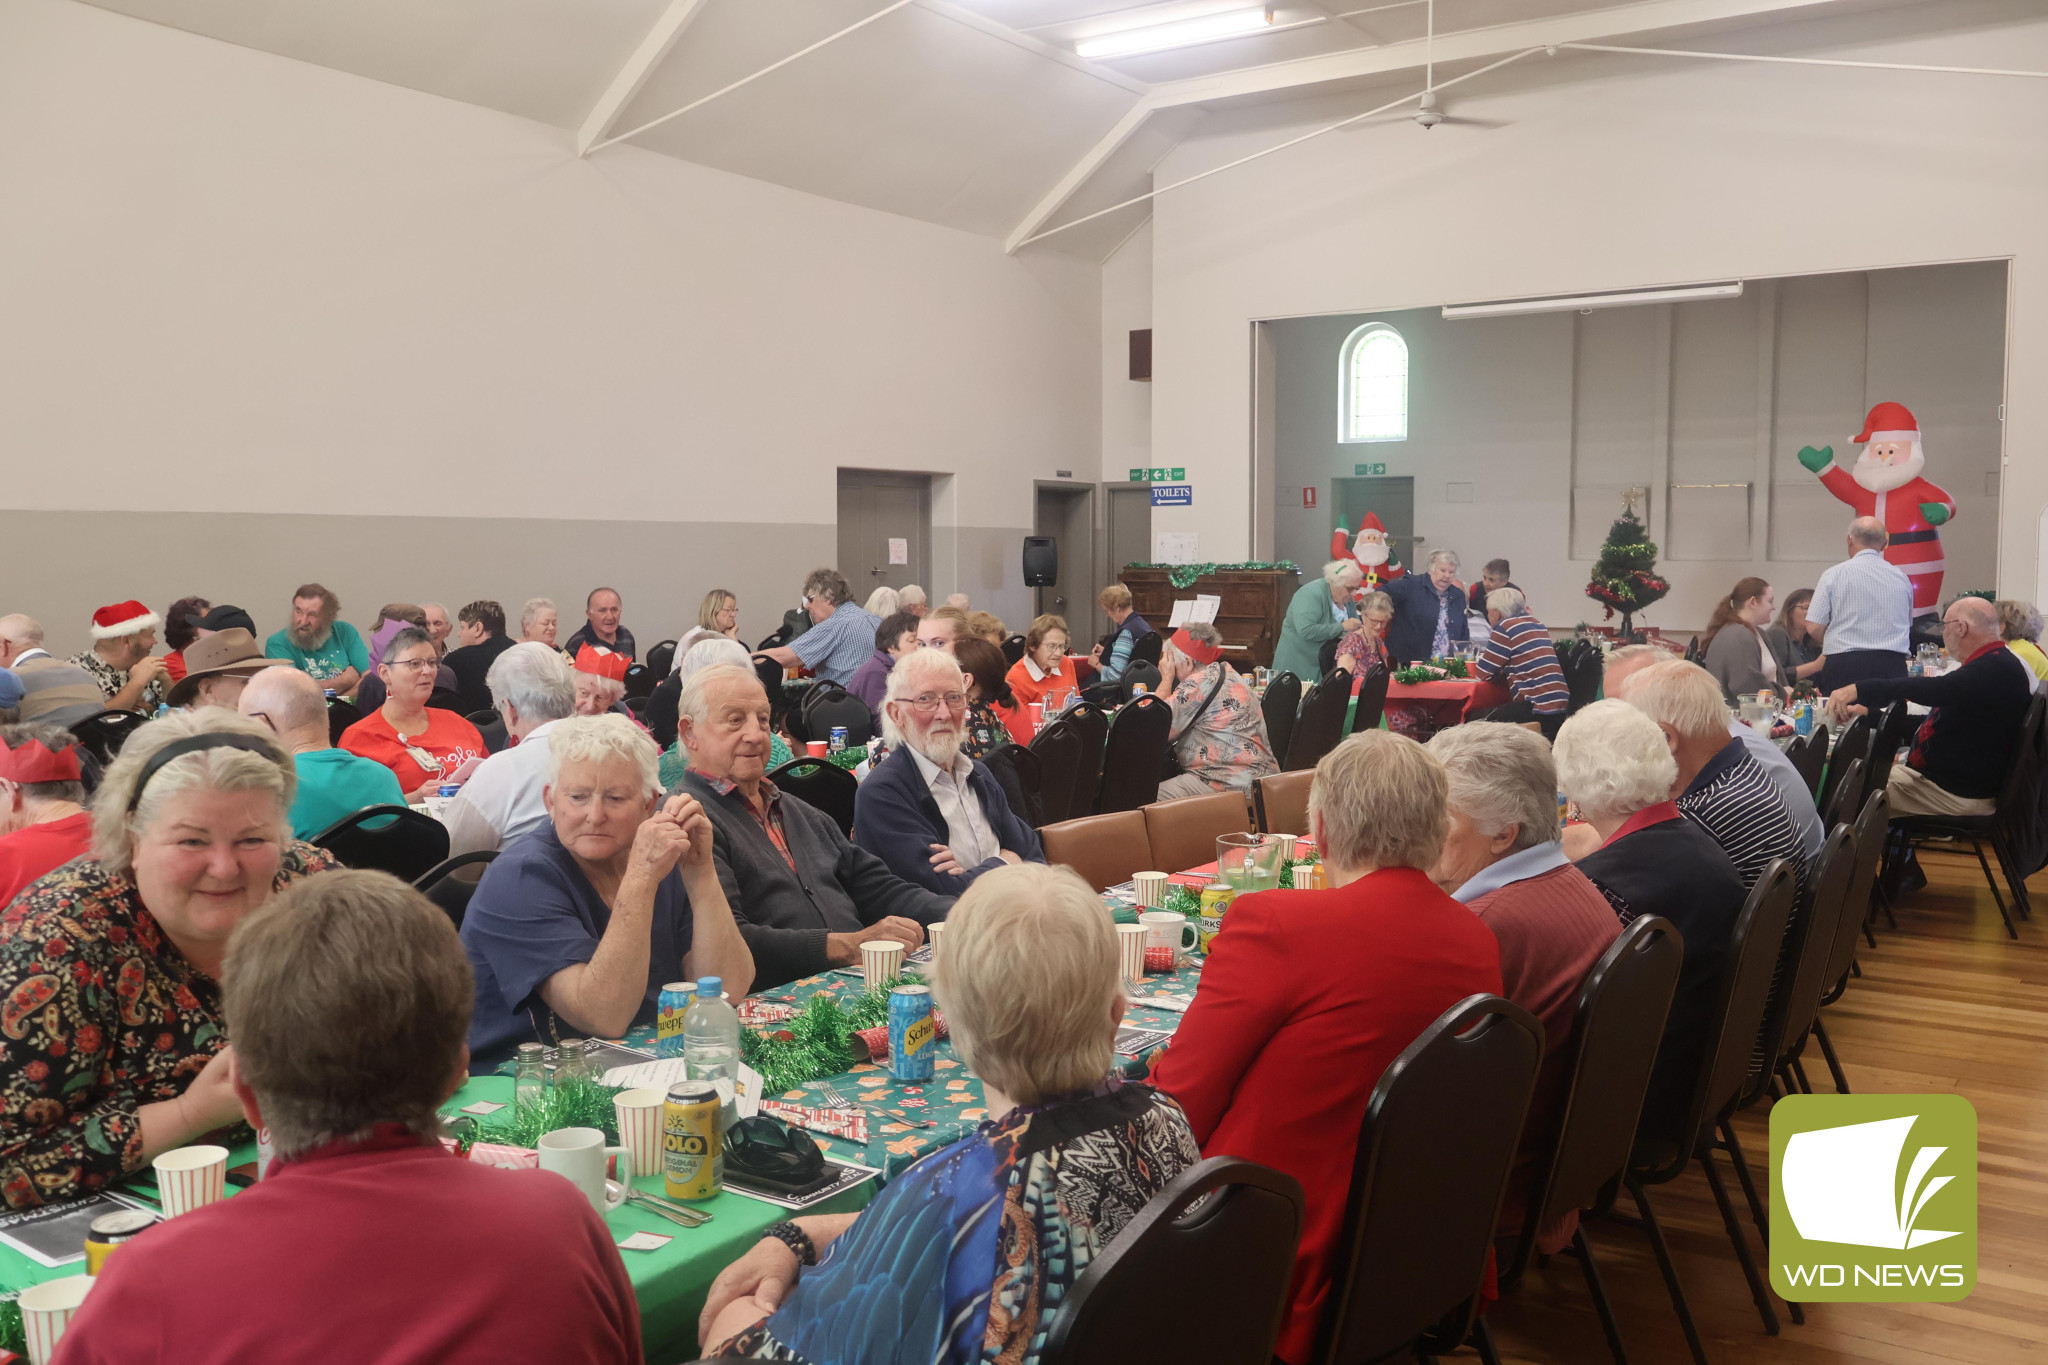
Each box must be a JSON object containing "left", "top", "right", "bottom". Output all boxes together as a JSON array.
[
  {"left": 1129, "top": 682, "right": 1148, "bottom": 697},
  {"left": 84, "top": 1208, "right": 156, "bottom": 1276},
  {"left": 888, "top": 984, "right": 936, "bottom": 1082},
  {"left": 829, "top": 726, "right": 849, "bottom": 753},
  {"left": 1198, "top": 881, "right": 1235, "bottom": 955},
  {"left": 663, "top": 1080, "right": 722, "bottom": 1201},
  {"left": 437, "top": 784, "right": 460, "bottom": 799},
  {"left": 656, "top": 981, "right": 692, "bottom": 1059}
]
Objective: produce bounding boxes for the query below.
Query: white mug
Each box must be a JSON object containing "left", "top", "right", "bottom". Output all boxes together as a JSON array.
[
  {"left": 1139, "top": 910, "right": 1198, "bottom": 957},
  {"left": 19, "top": 1277, "right": 91, "bottom": 1365},
  {"left": 537, "top": 1127, "right": 629, "bottom": 1214}
]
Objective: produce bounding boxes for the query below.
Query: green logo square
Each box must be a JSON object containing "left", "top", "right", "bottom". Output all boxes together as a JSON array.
[
  {"left": 1770, "top": 1094, "right": 1976, "bottom": 1302},
  {"left": 1128, "top": 468, "right": 1145, "bottom": 482},
  {"left": 1170, "top": 466, "right": 1186, "bottom": 480}
]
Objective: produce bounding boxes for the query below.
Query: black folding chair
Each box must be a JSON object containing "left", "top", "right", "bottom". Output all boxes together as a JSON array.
[
  {"left": 1350, "top": 663, "right": 1390, "bottom": 734},
  {"left": 312, "top": 805, "right": 452, "bottom": 883},
  {"left": 1818, "top": 755, "right": 1866, "bottom": 830},
  {"left": 326, "top": 698, "right": 363, "bottom": 748},
  {"left": 623, "top": 663, "right": 656, "bottom": 701},
  {"left": 1260, "top": 671, "right": 1302, "bottom": 769},
  {"left": 1118, "top": 660, "right": 1163, "bottom": 701},
  {"left": 68, "top": 710, "right": 147, "bottom": 764},
  {"left": 644, "top": 640, "right": 678, "bottom": 679},
  {"left": 466, "top": 708, "right": 509, "bottom": 755},
  {"left": 1813, "top": 789, "right": 1890, "bottom": 1090},
  {"left": 1623, "top": 860, "right": 1797, "bottom": 1360},
  {"left": 1284, "top": 674, "right": 1348, "bottom": 772},
  {"left": 1065, "top": 702, "right": 1110, "bottom": 814},
  {"left": 982, "top": 742, "right": 1040, "bottom": 827},
  {"left": 1027, "top": 718, "right": 1087, "bottom": 827},
  {"left": 1096, "top": 695, "right": 1171, "bottom": 814},
  {"left": 1317, "top": 636, "right": 1341, "bottom": 679},
  {"left": 1762, "top": 826, "right": 1857, "bottom": 1099},
  {"left": 1040, "top": 1157, "right": 1304, "bottom": 1365},
  {"left": 751, "top": 654, "right": 785, "bottom": 698},
  {"left": 1130, "top": 631, "right": 1164, "bottom": 668},
  {"left": 766, "top": 758, "right": 858, "bottom": 838},
  {"left": 412, "top": 850, "right": 499, "bottom": 931},
  {"left": 1792, "top": 724, "right": 1829, "bottom": 797},
  {"left": 1001, "top": 634, "right": 1027, "bottom": 666},
  {"left": 1312, "top": 994, "right": 1542, "bottom": 1365},
  {"left": 1565, "top": 643, "right": 1604, "bottom": 715},
  {"left": 1816, "top": 714, "right": 1871, "bottom": 821},
  {"left": 800, "top": 685, "right": 875, "bottom": 748},
  {"left": 1862, "top": 700, "right": 1915, "bottom": 795},
  {"left": 1501, "top": 917, "right": 1684, "bottom": 1365}
]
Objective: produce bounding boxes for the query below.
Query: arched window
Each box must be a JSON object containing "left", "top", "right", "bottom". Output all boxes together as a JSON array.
[{"left": 1340, "top": 323, "right": 1408, "bottom": 443}]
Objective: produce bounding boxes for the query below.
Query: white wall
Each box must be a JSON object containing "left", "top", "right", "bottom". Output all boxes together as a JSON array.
[
  {"left": 1146, "top": 1, "right": 2048, "bottom": 608},
  {"left": 1102, "top": 220, "right": 1154, "bottom": 484},
  {"left": 0, "top": 0, "right": 1098, "bottom": 651}
]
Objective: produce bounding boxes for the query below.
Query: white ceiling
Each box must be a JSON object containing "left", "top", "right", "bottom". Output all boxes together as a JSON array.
[{"left": 75, "top": 0, "right": 1994, "bottom": 257}]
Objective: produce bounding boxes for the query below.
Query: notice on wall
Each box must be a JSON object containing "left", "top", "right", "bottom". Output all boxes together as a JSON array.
[
  {"left": 1154, "top": 531, "right": 1199, "bottom": 565},
  {"left": 887, "top": 538, "right": 908, "bottom": 565}
]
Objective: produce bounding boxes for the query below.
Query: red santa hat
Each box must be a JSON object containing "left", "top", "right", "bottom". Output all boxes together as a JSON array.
[
  {"left": 89, "top": 600, "right": 162, "bottom": 640},
  {"left": 574, "top": 644, "right": 630, "bottom": 683},
  {"left": 1854, "top": 401, "right": 1919, "bottom": 444},
  {"left": 1356, "top": 512, "right": 1389, "bottom": 537},
  {"left": 0, "top": 734, "right": 82, "bottom": 785}
]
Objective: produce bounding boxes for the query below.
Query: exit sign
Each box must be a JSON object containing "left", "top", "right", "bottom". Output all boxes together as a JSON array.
[
  {"left": 1129, "top": 467, "right": 1185, "bottom": 482},
  {"left": 1354, "top": 462, "right": 1388, "bottom": 477}
]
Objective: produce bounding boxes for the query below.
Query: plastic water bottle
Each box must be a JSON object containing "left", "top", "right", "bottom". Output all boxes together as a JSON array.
[{"left": 683, "top": 977, "right": 741, "bottom": 1088}]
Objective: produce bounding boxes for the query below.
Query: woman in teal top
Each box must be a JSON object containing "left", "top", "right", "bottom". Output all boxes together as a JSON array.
[{"left": 1272, "top": 560, "right": 1363, "bottom": 681}]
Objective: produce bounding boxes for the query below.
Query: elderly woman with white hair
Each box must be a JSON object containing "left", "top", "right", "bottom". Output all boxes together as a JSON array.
[
  {"left": 1156, "top": 623, "right": 1278, "bottom": 802},
  {"left": 701, "top": 862, "right": 1198, "bottom": 1363},
  {"left": 460, "top": 714, "right": 753, "bottom": 1066},
  {"left": 1555, "top": 699, "right": 1746, "bottom": 1144},
  {"left": 851, "top": 649, "right": 1044, "bottom": 892},
  {"left": 1152, "top": 731, "right": 1501, "bottom": 1365},
  {"left": 1275, "top": 559, "right": 1363, "bottom": 679},
  {"left": 0, "top": 710, "right": 339, "bottom": 1207},
  {"left": 518, "top": 597, "right": 559, "bottom": 648},
  {"left": 1384, "top": 548, "right": 1471, "bottom": 665}
]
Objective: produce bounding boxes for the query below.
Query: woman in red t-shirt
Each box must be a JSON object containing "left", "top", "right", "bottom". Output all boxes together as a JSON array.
[{"left": 338, "top": 628, "right": 485, "bottom": 798}]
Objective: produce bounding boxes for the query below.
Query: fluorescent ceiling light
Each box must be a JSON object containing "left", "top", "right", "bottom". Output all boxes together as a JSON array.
[
  {"left": 1442, "top": 282, "right": 1745, "bottom": 319},
  {"left": 1077, "top": 6, "right": 1273, "bottom": 58}
]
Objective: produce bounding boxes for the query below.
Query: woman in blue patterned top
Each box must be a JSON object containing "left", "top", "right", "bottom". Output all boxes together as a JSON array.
[{"left": 700, "top": 862, "right": 1199, "bottom": 1364}]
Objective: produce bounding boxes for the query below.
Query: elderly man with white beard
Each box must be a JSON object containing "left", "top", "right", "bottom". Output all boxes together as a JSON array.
[
  {"left": 851, "top": 648, "right": 1044, "bottom": 894},
  {"left": 1806, "top": 517, "right": 1917, "bottom": 694}
]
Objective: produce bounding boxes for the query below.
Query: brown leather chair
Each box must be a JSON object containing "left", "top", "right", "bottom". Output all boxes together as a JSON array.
[
  {"left": 1142, "top": 791, "right": 1254, "bottom": 876},
  {"left": 1255, "top": 770, "right": 1312, "bottom": 837},
  {"left": 1039, "top": 811, "right": 1155, "bottom": 892}
]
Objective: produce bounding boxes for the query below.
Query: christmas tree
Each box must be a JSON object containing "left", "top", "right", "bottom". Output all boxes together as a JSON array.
[{"left": 1586, "top": 496, "right": 1669, "bottom": 635}]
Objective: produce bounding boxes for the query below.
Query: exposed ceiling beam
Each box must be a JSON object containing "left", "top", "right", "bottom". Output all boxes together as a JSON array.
[
  {"left": 1006, "top": 0, "right": 1856, "bottom": 251},
  {"left": 577, "top": 0, "right": 713, "bottom": 156},
  {"left": 914, "top": 0, "right": 1153, "bottom": 95}
]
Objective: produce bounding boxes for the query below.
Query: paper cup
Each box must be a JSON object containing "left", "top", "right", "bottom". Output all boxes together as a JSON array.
[
  {"left": 613, "top": 1087, "right": 667, "bottom": 1178},
  {"left": 19, "top": 1276, "right": 91, "bottom": 1365},
  {"left": 1271, "top": 834, "right": 1298, "bottom": 863},
  {"left": 861, "top": 940, "right": 906, "bottom": 992},
  {"left": 153, "top": 1144, "right": 228, "bottom": 1218},
  {"left": 806, "top": 740, "right": 829, "bottom": 758},
  {"left": 1115, "top": 922, "right": 1148, "bottom": 984},
  {"left": 926, "top": 921, "right": 945, "bottom": 962},
  {"left": 1132, "top": 871, "right": 1169, "bottom": 908}
]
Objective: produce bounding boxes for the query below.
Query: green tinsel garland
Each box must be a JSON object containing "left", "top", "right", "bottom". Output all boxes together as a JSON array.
[
  {"left": 479, "top": 1076, "right": 627, "bottom": 1148},
  {"left": 1125, "top": 561, "right": 1300, "bottom": 591},
  {"left": 1392, "top": 657, "right": 1471, "bottom": 685},
  {"left": 825, "top": 746, "right": 868, "bottom": 771},
  {"left": 740, "top": 978, "right": 909, "bottom": 1097},
  {"left": 0, "top": 1291, "right": 22, "bottom": 1357}
]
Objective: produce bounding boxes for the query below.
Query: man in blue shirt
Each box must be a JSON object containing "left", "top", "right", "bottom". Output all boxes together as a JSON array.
[
  {"left": 758, "top": 569, "right": 881, "bottom": 686},
  {"left": 1808, "top": 518, "right": 1915, "bottom": 693}
]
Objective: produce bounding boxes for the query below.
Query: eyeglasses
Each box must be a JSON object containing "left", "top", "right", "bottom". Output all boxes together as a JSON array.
[
  {"left": 387, "top": 658, "right": 438, "bottom": 674},
  {"left": 904, "top": 692, "right": 967, "bottom": 714}
]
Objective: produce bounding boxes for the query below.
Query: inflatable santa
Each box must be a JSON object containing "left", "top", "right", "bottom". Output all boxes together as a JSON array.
[
  {"left": 1797, "top": 400, "right": 1954, "bottom": 617},
  {"left": 1327, "top": 512, "right": 1407, "bottom": 592}
]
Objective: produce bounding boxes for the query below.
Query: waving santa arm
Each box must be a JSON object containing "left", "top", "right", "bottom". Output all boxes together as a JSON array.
[{"left": 1915, "top": 479, "right": 1956, "bottom": 527}]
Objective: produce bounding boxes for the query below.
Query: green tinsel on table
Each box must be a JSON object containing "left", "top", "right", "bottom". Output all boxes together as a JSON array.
[
  {"left": 1163, "top": 885, "right": 1204, "bottom": 918},
  {"left": 1124, "top": 561, "right": 1300, "bottom": 590},
  {"left": 0, "top": 1290, "right": 25, "bottom": 1356},
  {"left": 825, "top": 746, "right": 868, "bottom": 771},
  {"left": 478, "top": 1076, "right": 627, "bottom": 1148},
  {"left": 740, "top": 977, "right": 909, "bottom": 1096},
  {"left": 1392, "top": 656, "right": 1471, "bottom": 685}
]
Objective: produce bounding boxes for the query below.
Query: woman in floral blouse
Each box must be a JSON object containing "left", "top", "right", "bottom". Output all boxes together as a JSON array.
[
  {"left": 1334, "top": 589, "right": 1395, "bottom": 677},
  {"left": 1155, "top": 624, "right": 1278, "bottom": 802},
  {"left": 0, "top": 710, "right": 337, "bottom": 1208}
]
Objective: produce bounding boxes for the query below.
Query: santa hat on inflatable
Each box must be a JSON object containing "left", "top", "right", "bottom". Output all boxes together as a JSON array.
[
  {"left": 574, "top": 644, "right": 630, "bottom": 683},
  {"left": 1854, "top": 401, "right": 1919, "bottom": 445},
  {"left": 89, "top": 600, "right": 162, "bottom": 640},
  {"left": 1356, "top": 512, "right": 1390, "bottom": 541}
]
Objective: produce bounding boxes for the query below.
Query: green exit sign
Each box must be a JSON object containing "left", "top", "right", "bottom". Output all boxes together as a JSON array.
[
  {"left": 1131, "top": 466, "right": 1186, "bottom": 482},
  {"left": 1354, "top": 462, "right": 1388, "bottom": 477}
]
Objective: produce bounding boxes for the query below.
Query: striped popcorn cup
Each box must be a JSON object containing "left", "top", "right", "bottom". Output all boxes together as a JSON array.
[
  {"left": 860, "top": 940, "right": 905, "bottom": 992},
  {"left": 20, "top": 1274, "right": 93, "bottom": 1364},
  {"left": 1115, "top": 923, "right": 1148, "bottom": 985},
  {"left": 1132, "top": 871, "right": 1169, "bottom": 907},
  {"left": 613, "top": 1087, "right": 667, "bottom": 1178},
  {"left": 153, "top": 1144, "right": 229, "bottom": 1218}
]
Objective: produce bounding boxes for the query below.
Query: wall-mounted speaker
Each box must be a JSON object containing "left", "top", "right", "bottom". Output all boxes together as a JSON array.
[{"left": 1022, "top": 536, "right": 1058, "bottom": 587}]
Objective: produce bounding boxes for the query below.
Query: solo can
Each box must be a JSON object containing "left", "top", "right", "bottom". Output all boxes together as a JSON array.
[
  {"left": 656, "top": 981, "right": 692, "bottom": 1059},
  {"left": 663, "top": 1080, "right": 722, "bottom": 1201},
  {"left": 888, "top": 984, "right": 936, "bottom": 1082},
  {"left": 83, "top": 1208, "right": 156, "bottom": 1276}
]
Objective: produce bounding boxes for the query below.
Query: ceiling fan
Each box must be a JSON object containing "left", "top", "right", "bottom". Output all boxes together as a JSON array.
[{"left": 1410, "top": 0, "right": 1507, "bottom": 129}]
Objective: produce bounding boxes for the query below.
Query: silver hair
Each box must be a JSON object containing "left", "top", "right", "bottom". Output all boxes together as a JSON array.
[
  {"left": 898, "top": 584, "right": 928, "bottom": 607},
  {"left": 1624, "top": 660, "right": 1729, "bottom": 742},
  {"left": 1427, "top": 723, "right": 1560, "bottom": 852},
  {"left": 1322, "top": 559, "right": 1365, "bottom": 589},
  {"left": 520, "top": 597, "right": 556, "bottom": 631},
  {"left": 1554, "top": 699, "right": 1678, "bottom": 822},
  {"left": 676, "top": 637, "right": 751, "bottom": 685},
  {"left": 679, "top": 663, "right": 764, "bottom": 733},
  {"left": 880, "top": 648, "right": 966, "bottom": 749},
  {"left": 543, "top": 714, "right": 659, "bottom": 798},
  {"left": 379, "top": 626, "right": 435, "bottom": 668},
  {"left": 1427, "top": 549, "right": 1461, "bottom": 570},
  {"left": 486, "top": 641, "right": 574, "bottom": 721},
  {"left": 92, "top": 709, "right": 295, "bottom": 874},
  {"left": 1166, "top": 621, "right": 1225, "bottom": 675},
  {"left": 1486, "top": 587, "right": 1527, "bottom": 618}
]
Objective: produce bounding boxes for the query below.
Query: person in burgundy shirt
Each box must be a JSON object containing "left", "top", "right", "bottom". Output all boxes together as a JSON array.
[
  {"left": 0, "top": 725, "right": 92, "bottom": 909},
  {"left": 1427, "top": 722, "right": 1620, "bottom": 1246},
  {"left": 54, "top": 868, "right": 641, "bottom": 1365},
  {"left": 1149, "top": 731, "right": 1501, "bottom": 1365}
]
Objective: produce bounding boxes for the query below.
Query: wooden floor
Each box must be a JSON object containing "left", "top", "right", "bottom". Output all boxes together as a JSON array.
[{"left": 1485, "top": 843, "right": 2048, "bottom": 1365}]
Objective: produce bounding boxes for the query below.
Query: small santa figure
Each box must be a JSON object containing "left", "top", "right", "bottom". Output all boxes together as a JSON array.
[
  {"left": 1328, "top": 512, "right": 1407, "bottom": 593},
  {"left": 1798, "top": 400, "right": 1954, "bottom": 617}
]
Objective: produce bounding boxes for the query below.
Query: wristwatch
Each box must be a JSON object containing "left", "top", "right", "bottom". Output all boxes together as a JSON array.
[{"left": 760, "top": 1221, "right": 817, "bottom": 1267}]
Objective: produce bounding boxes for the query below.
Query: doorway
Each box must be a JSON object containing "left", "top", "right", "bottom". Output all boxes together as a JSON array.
[
  {"left": 1104, "top": 483, "right": 1153, "bottom": 605},
  {"left": 838, "top": 470, "right": 931, "bottom": 599},
  {"left": 1033, "top": 483, "right": 1097, "bottom": 637},
  {"left": 1332, "top": 476, "right": 1417, "bottom": 570}
]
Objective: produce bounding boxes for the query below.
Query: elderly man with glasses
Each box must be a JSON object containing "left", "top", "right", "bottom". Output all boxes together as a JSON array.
[{"left": 852, "top": 650, "right": 1043, "bottom": 893}]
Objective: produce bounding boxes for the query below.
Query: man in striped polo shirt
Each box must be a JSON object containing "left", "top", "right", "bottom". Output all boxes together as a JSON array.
[{"left": 1472, "top": 588, "right": 1570, "bottom": 738}]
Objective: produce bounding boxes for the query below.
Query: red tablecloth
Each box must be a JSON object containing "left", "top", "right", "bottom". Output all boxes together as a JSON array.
[{"left": 1383, "top": 676, "right": 1512, "bottom": 739}]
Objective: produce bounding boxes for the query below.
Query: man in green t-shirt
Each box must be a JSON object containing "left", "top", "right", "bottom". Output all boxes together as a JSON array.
[{"left": 264, "top": 583, "right": 370, "bottom": 697}]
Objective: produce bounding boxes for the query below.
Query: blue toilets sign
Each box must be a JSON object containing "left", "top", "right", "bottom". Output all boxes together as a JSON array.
[{"left": 1151, "top": 483, "right": 1193, "bottom": 507}]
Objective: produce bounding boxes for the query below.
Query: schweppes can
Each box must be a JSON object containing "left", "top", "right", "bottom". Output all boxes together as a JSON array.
[
  {"left": 663, "top": 1080, "right": 722, "bottom": 1201},
  {"left": 888, "top": 984, "right": 936, "bottom": 1082},
  {"left": 656, "top": 981, "right": 691, "bottom": 1059}
]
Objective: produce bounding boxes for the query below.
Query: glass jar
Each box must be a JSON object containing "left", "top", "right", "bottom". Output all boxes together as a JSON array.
[
  {"left": 554, "top": 1037, "right": 589, "bottom": 1084},
  {"left": 513, "top": 1043, "right": 546, "bottom": 1109}
]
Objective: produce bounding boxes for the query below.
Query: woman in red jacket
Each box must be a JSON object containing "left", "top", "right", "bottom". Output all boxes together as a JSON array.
[
  {"left": 1149, "top": 730, "right": 1503, "bottom": 1365},
  {"left": 1000, "top": 614, "right": 1082, "bottom": 744}
]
